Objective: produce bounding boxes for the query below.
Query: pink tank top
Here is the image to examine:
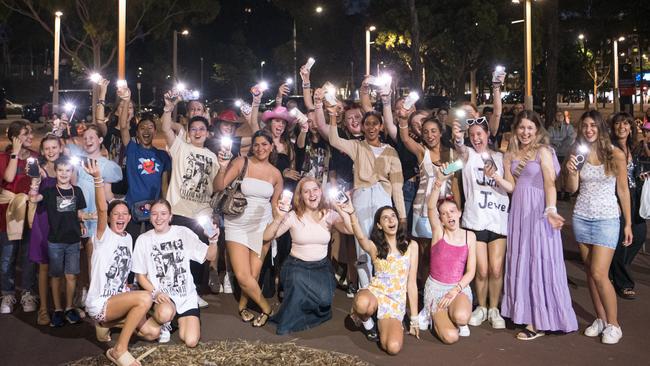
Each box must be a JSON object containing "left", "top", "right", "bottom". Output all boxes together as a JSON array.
[{"left": 429, "top": 232, "right": 468, "bottom": 284}]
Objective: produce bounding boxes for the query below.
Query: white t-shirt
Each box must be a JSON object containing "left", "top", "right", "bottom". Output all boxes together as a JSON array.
[
  {"left": 132, "top": 225, "right": 207, "bottom": 314},
  {"left": 85, "top": 228, "right": 133, "bottom": 317},
  {"left": 166, "top": 128, "right": 219, "bottom": 218},
  {"left": 461, "top": 148, "right": 509, "bottom": 236}
]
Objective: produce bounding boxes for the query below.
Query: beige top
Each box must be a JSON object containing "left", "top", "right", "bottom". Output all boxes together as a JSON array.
[{"left": 330, "top": 127, "right": 406, "bottom": 219}]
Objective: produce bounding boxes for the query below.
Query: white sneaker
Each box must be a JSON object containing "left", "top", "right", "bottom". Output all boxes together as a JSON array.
[
  {"left": 417, "top": 309, "right": 430, "bottom": 331},
  {"left": 468, "top": 306, "right": 487, "bottom": 326},
  {"left": 223, "top": 272, "right": 234, "bottom": 294},
  {"left": 487, "top": 308, "right": 506, "bottom": 329},
  {"left": 584, "top": 318, "right": 606, "bottom": 337},
  {"left": 601, "top": 324, "right": 623, "bottom": 344},
  {"left": 20, "top": 292, "right": 38, "bottom": 313},
  {"left": 159, "top": 322, "right": 172, "bottom": 343},
  {"left": 197, "top": 295, "right": 209, "bottom": 308},
  {"left": 458, "top": 325, "right": 471, "bottom": 337},
  {"left": 0, "top": 294, "right": 16, "bottom": 314}
]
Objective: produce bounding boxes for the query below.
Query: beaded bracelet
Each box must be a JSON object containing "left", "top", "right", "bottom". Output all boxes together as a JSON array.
[{"left": 302, "top": 83, "right": 311, "bottom": 89}]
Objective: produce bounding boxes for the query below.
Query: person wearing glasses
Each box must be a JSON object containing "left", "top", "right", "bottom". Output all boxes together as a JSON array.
[
  {"left": 161, "top": 90, "right": 220, "bottom": 311},
  {"left": 450, "top": 78, "right": 509, "bottom": 331}
]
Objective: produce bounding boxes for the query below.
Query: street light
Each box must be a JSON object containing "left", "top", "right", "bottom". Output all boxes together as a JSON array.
[
  {"left": 578, "top": 33, "right": 585, "bottom": 40},
  {"left": 613, "top": 36, "right": 625, "bottom": 113},
  {"left": 118, "top": 0, "right": 126, "bottom": 79},
  {"left": 315, "top": 6, "right": 323, "bottom": 13},
  {"left": 512, "top": 0, "right": 538, "bottom": 110},
  {"left": 260, "top": 60, "right": 266, "bottom": 79},
  {"left": 365, "top": 26, "right": 377, "bottom": 76},
  {"left": 172, "top": 29, "right": 190, "bottom": 82},
  {"left": 52, "top": 11, "right": 62, "bottom": 114}
]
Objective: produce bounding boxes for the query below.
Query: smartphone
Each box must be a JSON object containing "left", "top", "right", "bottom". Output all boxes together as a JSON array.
[
  {"left": 575, "top": 144, "right": 589, "bottom": 171},
  {"left": 279, "top": 190, "right": 293, "bottom": 212},
  {"left": 197, "top": 215, "right": 219, "bottom": 238},
  {"left": 443, "top": 159, "right": 464, "bottom": 175},
  {"left": 454, "top": 109, "right": 469, "bottom": 131},
  {"left": 26, "top": 157, "right": 40, "bottom": 178},
  {"left": 305, "top": 57, "right": 316, "bottom": 70},
  {"left": 329, "top": 189, "right": 349, "bottom": 204},
  {"left": 221, "top": 137, "right": 233, "bottom": 160},
  {"left": 403, "top": 92, "right": 420, "bottom": 110}
]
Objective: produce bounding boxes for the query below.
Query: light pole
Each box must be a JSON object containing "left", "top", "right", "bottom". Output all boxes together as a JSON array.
[
  {"left": 512, "top": 0, "right": 534, "bottom": 110},
  {"left": 118, "top": 0, "right": 126, "bottom": 79},
  {"left": 172, "top": 29, "right": 189, "bottom": 82},
  {"left": 52, "top": 11, "right": 62, "bottom": 114},
  {"left": 293, "top": 19, "right": 297, "bottom": 94},
  {"left": 613, "top": 36, "right": 625, "bottom": 113},
  {"left": 260, "top": 60, "right": 266, "bottom": 79},
  {"left": 365, "top": 26, "right": 376, "bottom": 76}
]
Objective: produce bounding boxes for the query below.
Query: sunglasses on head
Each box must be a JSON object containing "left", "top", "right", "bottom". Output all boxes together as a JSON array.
[{"left": 467, "top": 117, "right": 488, "bottom": 126}]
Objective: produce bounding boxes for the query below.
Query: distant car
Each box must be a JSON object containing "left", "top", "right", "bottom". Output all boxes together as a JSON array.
[
  {"left": 22, "top": 101, "right": 49, "bottom": 123},
  {"left": 5, "top": 99, "right": 23, "bottom": 115}
]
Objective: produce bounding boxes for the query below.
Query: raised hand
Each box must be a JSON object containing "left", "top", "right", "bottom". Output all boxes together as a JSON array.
[
  {"left": 83, "top": 158, "right": 101, "bottom": 179},
  {"left": 163, "top": 90, "right": 180, "bottom": 112}
]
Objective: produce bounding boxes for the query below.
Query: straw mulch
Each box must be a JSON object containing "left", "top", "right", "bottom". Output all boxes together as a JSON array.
[{"left": 65, "top": 340, "right": 373, "bottom": 366}]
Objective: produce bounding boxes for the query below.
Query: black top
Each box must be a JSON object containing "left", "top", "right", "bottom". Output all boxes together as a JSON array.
[
  {"left": 205, "top": 135, "right": 242, "bottom": 158},
  {"left": 388, "top": 132, "right": 418, "bottom": 182},
  {"left": 41, "top": 185, "right": 86, "bottom": 244},
  {"left": 329, "top": 127, "right": 363, "bottom": 192}
]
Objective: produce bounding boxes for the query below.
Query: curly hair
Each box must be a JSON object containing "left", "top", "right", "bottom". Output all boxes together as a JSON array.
[
  {"left": 609, "top": 112, "right": 640, "bottom": 156},
  {"left": 369, "top": 206, "right": 409, "bottom": 260},
  {"left": 574, "top": 110, "right": 615, "bottom": 176}
]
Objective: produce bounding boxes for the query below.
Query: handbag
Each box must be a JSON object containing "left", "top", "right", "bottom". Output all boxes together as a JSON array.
[
  {"left": 214, "top": 157, "right": 249, "bottom": 216},
  {"left": 640, "top": 179, "right": 650, "bottom": 220}
]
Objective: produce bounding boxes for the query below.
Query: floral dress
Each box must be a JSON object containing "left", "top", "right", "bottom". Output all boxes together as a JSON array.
[{"left": 367, "top": 247, "right": 411, "bottom": 320}]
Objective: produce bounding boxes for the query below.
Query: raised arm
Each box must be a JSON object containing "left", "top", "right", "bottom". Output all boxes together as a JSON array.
[
  {"left": 379, "top": 87, "right": 397, "bottom": 141},
  {"left": 161, "top": 90, "right": 181, "bottom": 147},
  {"left": 396, "top": 107, "right": 424, "bottom": 158},
  {"left": 3, "top": 138, "right": 22, "bottom": 183},
  {"left": 312, "top": 88, "right": 329, "bottom": 140},
  {"left": 489, "top": 84, "right": 502, "bottom": 136},
  {"left": 452, "top": 120, "right": 469, "bottom": 163},
  {"left": 116, "top": 87, "right": 132, "bottom": 147},
  {"left": 249, "top": 85, "right": 263, "bottom": 134},
  {"left": 215, "top": 156, "right": 244, "bottom": 192},
  {"left": 359, "top": 77, "right": 373, "bottom": 113},
  {"left": 300, "top": 65, "right": 315, "bottom": 111},
  {"left": 327, "top": 106, "right": 357, "bottom": 158},
  {"left": 426, "top": 167, "right": 449, "bottom": 241},
  {"left": 263, "top": 209, "right": 290, "bottom": 242},
  {"left": 94, "top": 78, "right": 110, "bottom": 137},
  {"left": 83, "top": 159, "right": 108, "bottom": 240},
  {"left": 335, "top": 200, "right": 377, "bottom": 258}
]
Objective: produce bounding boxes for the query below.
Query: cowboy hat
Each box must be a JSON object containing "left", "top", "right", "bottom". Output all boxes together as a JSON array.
[{"left": 261, "top": 106, "right": 296, "bottom": 127}]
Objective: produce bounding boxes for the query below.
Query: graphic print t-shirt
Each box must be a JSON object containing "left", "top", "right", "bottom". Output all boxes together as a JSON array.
[
  {"left": 124, "top": 141, "right": 171, "bottom": 209},
  {"left": 166, "top": 128, "right": 219, "bottom": 218},
  {"left": 86, "top": 229, "right": 132, "bottom": 310},
  {"left": 41, "top": 185, "right": 87, "bottom": 243},
  {"left": 132, "top": 225, "right": 208, "bottom": 314}
]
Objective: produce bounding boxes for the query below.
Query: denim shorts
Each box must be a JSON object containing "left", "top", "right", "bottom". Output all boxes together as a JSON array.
[
  {"left": 572, "top": 215, "right": 620, "bottom": 249},
  {"left": 47, "top": 242, "right": 81, "bottom": 277},
  {"left": 412, "top": 216, "right": 433, "bottom": 239}
]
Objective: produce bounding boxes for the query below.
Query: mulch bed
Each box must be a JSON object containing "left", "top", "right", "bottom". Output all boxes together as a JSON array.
[{"left": 65, "top": 340, "right": 373, "bottom": 366}]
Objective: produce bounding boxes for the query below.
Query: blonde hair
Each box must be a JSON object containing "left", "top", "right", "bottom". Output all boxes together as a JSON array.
[
  {"left": 292, "top": 177, "right": 327, "bottom": 220},
  {"left": 508, "top": 110, "right": 550, "bottom": 154}
]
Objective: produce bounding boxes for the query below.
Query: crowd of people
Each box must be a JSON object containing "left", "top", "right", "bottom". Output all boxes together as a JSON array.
[{"left": 1, "top": 60, "right": 649, "bottom": 364}]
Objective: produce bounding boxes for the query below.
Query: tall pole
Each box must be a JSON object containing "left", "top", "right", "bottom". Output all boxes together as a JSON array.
[
  {"left": 293, "top": 19, "right": 297, "bottom": 94},
  {"left": 200, "top": 56, "right": 204, "bottom": 92},
  {"left": 365, "top": 29, "right": 371, "bottom": 76},
  {"left": 613, "top": 39, "right": 620, "bottom": 113},
  {"left": 52, "top": 11, "right": 62, "bottom": 114},
  {"left": 524, "top": 0, "right": 533, "bottom": 110},
  {"left": 118, "top": 0, "right": 126, "bottom": 79},
  {"left": 172, "top": 30, "right": 178, "bottom": 82}
]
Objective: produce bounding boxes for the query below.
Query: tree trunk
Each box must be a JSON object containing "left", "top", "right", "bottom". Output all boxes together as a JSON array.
[
  {"left": 407, "top": 0, "right": 423, "bottom": 93},
  {"left": 543, "top": 0, "right": 559, "bottom": 121}
]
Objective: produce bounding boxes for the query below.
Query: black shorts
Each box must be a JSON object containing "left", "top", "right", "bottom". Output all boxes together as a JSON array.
[
  {"left": 473, "top": 230, "right": 506, "bottom": 243},
  {"left": 176, "top": 307, "right": 200, "bottom": 319}
]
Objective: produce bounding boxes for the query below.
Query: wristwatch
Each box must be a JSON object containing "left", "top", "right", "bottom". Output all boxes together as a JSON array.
[{"left": 10, "top": 154, "right": 17, "bottom": 159}]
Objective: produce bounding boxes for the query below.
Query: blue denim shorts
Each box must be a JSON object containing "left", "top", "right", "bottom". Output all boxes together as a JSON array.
[
  {"left": 572, "top": 215, "right": 620, "bottom": 249},
  {"left": 48, "top": 242, "right": 81, "bottom": 277}
]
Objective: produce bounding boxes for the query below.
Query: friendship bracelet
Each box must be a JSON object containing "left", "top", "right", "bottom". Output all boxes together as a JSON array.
[
  {"left": 398, "top": 124, "right": 408, "bottom": 129},
  {"left": 302, "top": 83, "right": 311, "bottom": 89}
]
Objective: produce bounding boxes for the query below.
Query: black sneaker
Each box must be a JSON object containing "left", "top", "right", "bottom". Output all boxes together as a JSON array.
[
  {"left": 364, "top": 325, "right": 379, "bottom": 342},
  {"left": 50, "top": 310, "right": 65, "bottom": 327},
  {"left": 65, "top": 308, "right": 82, "bottom": 324},
  {"left": 346, "top": 284, "right": 358, "bottom": 299}
]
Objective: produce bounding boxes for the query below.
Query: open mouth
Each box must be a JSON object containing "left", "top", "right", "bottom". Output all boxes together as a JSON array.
[
  {"left": 447, "top": 219, "right": 456, "bottom": 226},
  {"left": 115, "top": 221, "right": 126, "bottom": 231}
]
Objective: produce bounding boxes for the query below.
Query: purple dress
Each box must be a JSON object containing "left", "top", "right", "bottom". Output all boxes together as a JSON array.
[
  {"left": 501, "top": 151, "right": 578, "bottom": 332},
  {"left": 28, "top": 175, "right": 56, "bottom": 264}
]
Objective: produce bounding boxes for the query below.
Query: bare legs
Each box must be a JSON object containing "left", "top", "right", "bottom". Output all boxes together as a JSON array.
[
  {"left": 579, "top": 243, "right": 618, "bottom": 326},
  {"left": 474, "top": 239, "right": 506, "bottom": 309},
  {"left": 352, "top": 289, "right": 404, "bottom": 355},
  {"left": 227, "top": 241, "right": 271, "bottom": 317},
  {"left": 432, "top": 293, "right": 471, "bottom": 345}
]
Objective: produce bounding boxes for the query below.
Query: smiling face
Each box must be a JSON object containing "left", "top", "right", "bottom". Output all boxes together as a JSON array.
[
  {"left": 421, "top": 120, "right": 441, "bottom": 149},
  {"left": 186, "top": 101, "right": 205, "bottom": 118},
  {"left": 270, "top": 118, "right": 287, "bottom": 138},
  {"left": 218, "top": 121, "right": 236, "bottom": 136},
  {"left": 188, "top": 120, "right": 209, "bottom": 147},
  {"left": 469, "top": 124, "right": 489, "bottom": 152},
  {"left": 299, "top": 180, "right": 322, "bottom": 210},
  {"left": 82, "top": 129, "right": 103, "bottom": 155},
  {"left": 362, "top": 114, "right": 383, "bottom": 143},
  {"left": 150, "top": 202, "right": 172, "bottom": 232},
  {"left": 17, "top": 126, "right": 34, "bottom": 149},
  {"left": 55, "top": 162, "right": 73, "bottom": 185},
  {"left": 251, "top": 135, "right": 274, "bottom": 161},
  {"left": 41, "top": 139, "right": 62, "bottom": 163},
  {"left": 376, "top": 208, "right": 399, "bottom": 236},
  {"left": 581, "top": 117, "right": 599, "bottom": 143},
  {"left": 437, "top": 109, "right": 449, "bottom": 124},
  {"left": 136, "top": 120, "right": 156, "bottom": 147},
  {"left": 515, "top": 118, "right": 538, "bottom": 147},
  {"left": 109, "top": 203, "right": 131, "bottom": 234},
  {"left": 344, "top": 108, "right": 363, "bottom": 135},
  {"left": 613, "top": 118, "right": 631, "bottom": 141},
  {"left": 438, "top": 200, "right": 461, "bottom": 230}
]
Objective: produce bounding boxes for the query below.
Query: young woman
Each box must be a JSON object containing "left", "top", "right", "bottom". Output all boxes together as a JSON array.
[
  {"left": 83, "top": 159, "right": 160, "bottom": 366},
  {"left": 565, "top": 110, "right": 633, "bottom": 344},
  {"left": 215, "top": 130, "right": 282, "bottom": 327},
  {"left": 420, "top": 164, "right": 476, "bottom": 344},
  {"left": 337, "top": 204, "right": 418, "bottom": 355},
  {"left": 451, "top": 113, "right": 510, "bottom": 330},
  {"left": 489, "top": 110, "right": 577, "bottom": 340},
  {"left": 608, "top": 112, "right": 649, "bottom": 301},
  {"left": 132, "top": 199, "right": 219, "bottom": 347},
  {"left": 548, "top": 110, "right": 576, "bottom": 201},
  {"left": 263, "top": 177, "right": 352, "bottom": 335},
  {"left": 28, "top": 134, "right": 64, "bottom": 325},
  {"left": 0, "top": 121, "right": 38, "bottom": 315},
  {"left": 329, "top": 108, "right": 406, "bottom": 290}
]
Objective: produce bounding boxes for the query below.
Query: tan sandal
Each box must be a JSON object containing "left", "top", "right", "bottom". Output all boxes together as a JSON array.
[
  {"left": 106, "top": 348, "right": 140, "bottom": 366},
  {"left": 96, "top": 325, "right": 111, "bottom": 342}
]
